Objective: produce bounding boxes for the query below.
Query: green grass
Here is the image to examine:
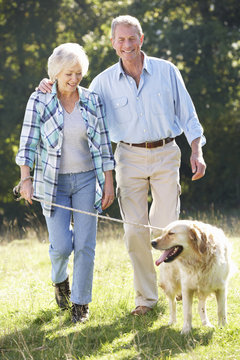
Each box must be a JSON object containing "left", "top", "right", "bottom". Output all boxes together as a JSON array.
[{"left": 0, "top": 221, "right": 240, "bottom": 360}]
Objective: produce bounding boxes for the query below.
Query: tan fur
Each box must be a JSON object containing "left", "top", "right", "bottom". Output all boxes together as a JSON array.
[{"left": 151, "top": 220, "right": 232, "bottom": 334}]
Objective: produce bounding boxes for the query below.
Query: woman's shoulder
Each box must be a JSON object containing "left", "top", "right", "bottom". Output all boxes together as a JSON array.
[
  {"left": 79, "top": 86, "right": 102, "bottom": 105},
  {"left": 26, "top": 91, "right": 57, "bottom": 117},
  {"left": 29, "top": 90, "right": 55, "bottom": 104}
]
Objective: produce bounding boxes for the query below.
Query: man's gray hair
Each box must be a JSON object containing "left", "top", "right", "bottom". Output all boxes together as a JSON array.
[
  {"left": 48, "top": 43, "right": 89, "bottom": 82},
  {"left": 111, "top": 15, "right": 143, "bottom": 39}
]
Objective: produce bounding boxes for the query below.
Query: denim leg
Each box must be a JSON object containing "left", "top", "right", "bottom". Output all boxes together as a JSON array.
[
  {"left": 71, "top": 171, "right": 97, "bottom": 305},
  {"left": 44, "top": 171, "right": 97, "bottom": 304},
  {"left": 45, "top": 177, "right": 73, "bottom": 284}
]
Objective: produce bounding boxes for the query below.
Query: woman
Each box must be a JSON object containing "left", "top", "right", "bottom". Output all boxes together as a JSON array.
[{"left": 16, "top": 43, "right": 115, "bottom": 323}]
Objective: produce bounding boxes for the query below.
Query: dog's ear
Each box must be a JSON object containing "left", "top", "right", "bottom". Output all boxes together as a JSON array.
[
  {"left": 152, "top": 227, "right": 164, "bottom": 238},
  {"left": 189, "top": 224, "right": 207, "bottom": 254}
]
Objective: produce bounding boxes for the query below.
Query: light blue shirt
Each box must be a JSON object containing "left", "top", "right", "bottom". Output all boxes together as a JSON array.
[{"left": 90, "top": 53, "right": 205, "bottom": 146}]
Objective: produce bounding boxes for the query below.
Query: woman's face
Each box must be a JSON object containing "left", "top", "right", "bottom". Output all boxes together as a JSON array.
[{"left": 56, "top": 63, "right": 83, "bottom": 95}]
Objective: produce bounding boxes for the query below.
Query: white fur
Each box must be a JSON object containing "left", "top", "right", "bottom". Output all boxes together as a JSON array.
[{"left": 152, "top": 220, "right": 232, "bottom": 334}]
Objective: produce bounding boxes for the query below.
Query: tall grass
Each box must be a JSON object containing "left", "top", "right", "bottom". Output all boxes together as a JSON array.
[{"left": 0, "top": 215, "right": 240, "bottom": 359}]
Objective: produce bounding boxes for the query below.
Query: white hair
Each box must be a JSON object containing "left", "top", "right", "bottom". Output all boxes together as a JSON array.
[
  {"left": 47, "top": 43, "right": 89, "bottom": 82},
  {"left": 111, "top": 15, "right": 143, "bottom": 39}
]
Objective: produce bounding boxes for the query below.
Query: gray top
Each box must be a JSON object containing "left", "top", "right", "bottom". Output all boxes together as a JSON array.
[{"left": 59, "top": 102, "right": 94, "bottom": 174}]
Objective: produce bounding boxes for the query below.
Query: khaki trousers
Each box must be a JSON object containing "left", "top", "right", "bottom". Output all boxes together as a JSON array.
[{"left": 115, "top": 140, "right": 181, "bottom": 307}]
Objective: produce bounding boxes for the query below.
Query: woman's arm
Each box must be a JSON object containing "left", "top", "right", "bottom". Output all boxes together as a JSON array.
[{"left": 16, "top": 92, "right": 41, "bottom": 170}]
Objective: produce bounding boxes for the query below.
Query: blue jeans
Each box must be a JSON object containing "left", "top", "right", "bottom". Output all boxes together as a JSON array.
[{"left": 44, "top": 170, "right": 97, "bottom": 305}]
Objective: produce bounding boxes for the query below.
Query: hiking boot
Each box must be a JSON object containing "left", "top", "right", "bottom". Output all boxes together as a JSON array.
[
  {"left": 131, "top": 305, "right": 152, "bottom": 316},
  {"left": 53, "top": 277, "right": 71, "bottom": 310},
  {"left": 72, "top": 303, "right": 89, "bottom": 323}
]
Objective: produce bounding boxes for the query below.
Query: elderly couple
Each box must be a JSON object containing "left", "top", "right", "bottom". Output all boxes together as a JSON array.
[{"left": 16, "top": 15, "right": 206, "bottom": 324}]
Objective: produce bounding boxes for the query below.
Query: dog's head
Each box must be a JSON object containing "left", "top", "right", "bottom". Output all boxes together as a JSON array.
[{"left": 151, "top": 220, "right": 209, "bottom": 266}]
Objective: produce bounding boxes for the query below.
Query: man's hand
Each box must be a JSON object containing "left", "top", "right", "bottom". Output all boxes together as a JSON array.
[
  {"left": 190, "top": 137, "right": 206, "bottom": 181},
  {"left": 37, "top": 78, "right": 53, "bottom": 93},
  {"left": 190, "top": 153, "right": 206, "bottom": 181}
]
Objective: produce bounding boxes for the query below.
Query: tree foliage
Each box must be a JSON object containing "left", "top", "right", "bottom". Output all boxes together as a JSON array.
[{"left": 0, "top": 0, "right": 239, "bottom": 231}]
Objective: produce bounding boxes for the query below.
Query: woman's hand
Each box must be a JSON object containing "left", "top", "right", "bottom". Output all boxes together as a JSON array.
[
  {"left": 19, "top": 165, "right": 33, "bottom": 204},
  {"left": 101, "top": 171, "right": 115, "bottom": 210},
  {"left": 20, "top": 179, "right": 34, "bottom": 204}
]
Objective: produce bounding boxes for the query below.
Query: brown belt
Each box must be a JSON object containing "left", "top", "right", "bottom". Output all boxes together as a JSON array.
[{"left": 120, "top": 137, "right": 174, "bottom": 149}]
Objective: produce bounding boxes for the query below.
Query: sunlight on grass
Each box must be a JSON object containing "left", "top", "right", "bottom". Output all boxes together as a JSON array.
[{"left": 0, "top": 220, "right": 240, "bottom": 359}]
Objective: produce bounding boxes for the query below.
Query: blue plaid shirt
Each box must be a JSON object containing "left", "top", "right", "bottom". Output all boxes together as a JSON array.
[{"left": 16, "top": 83, "right": 115, "bottom": 217}]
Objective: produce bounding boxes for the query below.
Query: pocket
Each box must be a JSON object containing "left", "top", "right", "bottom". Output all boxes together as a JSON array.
[
  {"left": 111, "top": 96, "right": 128, "bottom": 109},
  {"left": 42, "top": 118, "right": 63, "bottom": 151},
  {"left": 176, "top": 183, "right": 181, "bottom": 217},
  {"left": 113, "top": 142, "right": 120, "bottom": 161},
  {"left": 150, "top": 90, "right": 171, "bottom": 115},
  {"left": 173, "top": 142, "right": 181, "bottom": 165},
  {"left": 110, "top": 96, "right": 130, "bottom": 123},
  {"left": 86, "top": 126, "right": 101, "bottom": 150},
  {"left": 116, "top": 187, "right": 126, "bottom": 220}
]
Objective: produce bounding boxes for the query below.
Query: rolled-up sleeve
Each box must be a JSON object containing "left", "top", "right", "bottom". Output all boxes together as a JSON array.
[
  {"left": 171, "top": 65, "right": 206, "bottom": 146},
  {"left": 93, "top": 93, "right": 115, "bottom": 171},
  {"left": 16, "top": 92, "right": 41, "bottom": 169}
]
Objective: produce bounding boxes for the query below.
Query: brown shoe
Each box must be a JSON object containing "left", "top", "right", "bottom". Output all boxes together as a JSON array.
[
  {"left": 53, "top": 277, "right": 71, "bottom": 310},
  {"left": 72, "top": 303, "right": 89, "bottom": 323},
  {"left": 131, "top": 306, "right": 152, "bottom": 316}
]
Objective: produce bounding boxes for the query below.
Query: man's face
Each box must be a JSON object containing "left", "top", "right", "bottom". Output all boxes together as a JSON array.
[{"left": 111, "top": 24, "right": 144, "bottom": 63}]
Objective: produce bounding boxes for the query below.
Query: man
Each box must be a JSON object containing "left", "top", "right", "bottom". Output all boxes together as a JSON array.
[{"left": 38, "top": 15, "right": 206, "bottom": 316}]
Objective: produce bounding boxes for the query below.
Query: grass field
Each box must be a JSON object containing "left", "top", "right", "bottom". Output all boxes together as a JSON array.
[{"left": 0, "top": 219, "right": 240, "bottom": 360}]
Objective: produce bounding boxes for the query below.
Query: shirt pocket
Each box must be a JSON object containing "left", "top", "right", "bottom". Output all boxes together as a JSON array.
[
  {"left": 150, "top": 90, "right": 171, "bottom": 115},
  {"left": 110, "top": 96, "right": 130, "bottom": 123},
  {"left": 42, "top": 118, "right": 63, "bottom": 152}
]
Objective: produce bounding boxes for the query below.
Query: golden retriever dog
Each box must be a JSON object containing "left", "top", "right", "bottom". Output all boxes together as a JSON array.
[{"left": 151, "top": 220, "right": 232, "bottom": 334}]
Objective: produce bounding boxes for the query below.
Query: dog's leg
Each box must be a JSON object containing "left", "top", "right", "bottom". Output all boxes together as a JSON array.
[
  {"left": 216, "top": 288, "right": 227, "bottom": 326},
  {"left": 198, "top": 295, "right": 214, "bottom": 328},
  {"left": 181, "top": 288, "right": 194, "bottom": 334},
  {"left": 168, "top": 296, "right": 177, "bottom": 325}
]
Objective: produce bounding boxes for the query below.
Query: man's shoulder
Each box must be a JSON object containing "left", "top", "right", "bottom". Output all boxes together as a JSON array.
[
  {"left": 79, "top": 86, "right": 102, "bottom": 106},
  {"left": 147, "top": 55, "right": 176, "bottom": 69},
  {"left": 79, "top": 85, "right": 92, "bottom": 96}
]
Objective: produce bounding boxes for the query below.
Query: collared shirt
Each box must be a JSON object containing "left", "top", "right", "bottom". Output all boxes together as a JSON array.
[
  {"left": 16, "top": 83, "right": 115, "bottom": 217},
  {"left": 90, "top": 53, "right": 206, "bottom": 146}
]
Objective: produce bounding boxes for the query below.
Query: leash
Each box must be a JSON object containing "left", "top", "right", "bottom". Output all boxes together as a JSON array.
[
  {"left": 13, "top": 181, "right": 162, "bottom": 231},
  {"left": 31, "top": 197, "right": 162, "bottom": 231}
]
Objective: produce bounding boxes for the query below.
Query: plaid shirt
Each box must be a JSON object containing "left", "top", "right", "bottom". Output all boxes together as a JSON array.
[{"left": 16, "top": 83, "right": 115, "bottom": 217}]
